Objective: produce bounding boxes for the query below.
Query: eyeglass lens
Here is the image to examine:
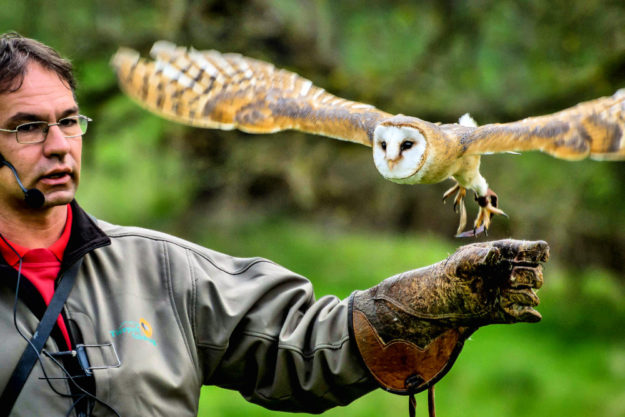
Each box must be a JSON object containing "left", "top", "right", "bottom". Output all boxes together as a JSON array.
[{"left": 16, "top": 116, "right": 88, "bottom": 143}]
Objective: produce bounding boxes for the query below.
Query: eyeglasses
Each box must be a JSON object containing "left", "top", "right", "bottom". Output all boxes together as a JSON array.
[{"left": 0, "top": 115, "right": 92, "bottom": 144}]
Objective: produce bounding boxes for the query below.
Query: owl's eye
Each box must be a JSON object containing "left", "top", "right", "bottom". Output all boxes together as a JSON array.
[
  {"left": 400, "top": 140, "right": 414, "bottom": 151},
  {"left": 380, "top": 141, "right": 387, "bottom": 151}
]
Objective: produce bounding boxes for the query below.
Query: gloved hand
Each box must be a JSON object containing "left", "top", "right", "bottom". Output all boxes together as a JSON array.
[{"left": 350, "top": 239, "right": 549, "bottom": 395}]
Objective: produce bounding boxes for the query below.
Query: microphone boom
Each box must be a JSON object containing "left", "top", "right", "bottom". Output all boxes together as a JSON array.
[{"left": 0, "top": 154, "right": 46, "bottom": 209}]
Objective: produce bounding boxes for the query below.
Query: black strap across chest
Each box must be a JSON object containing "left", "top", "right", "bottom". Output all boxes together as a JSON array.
[{"left": 0, "top": 258, "right": 83, "bottom": 415}]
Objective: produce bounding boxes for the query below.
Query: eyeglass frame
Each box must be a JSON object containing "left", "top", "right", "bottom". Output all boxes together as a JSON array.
[{"left": 0, "top": 114, "right": 92, "bottom": 144}]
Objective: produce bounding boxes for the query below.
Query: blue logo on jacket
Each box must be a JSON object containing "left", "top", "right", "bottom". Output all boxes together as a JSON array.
[{"left": 109, "top": 318, "right": 157, "bottom": 346}]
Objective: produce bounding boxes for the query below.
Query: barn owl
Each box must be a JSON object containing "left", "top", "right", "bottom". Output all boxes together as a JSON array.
[{"left": 111, "top": 41, "right": 625, "bottom": 236}]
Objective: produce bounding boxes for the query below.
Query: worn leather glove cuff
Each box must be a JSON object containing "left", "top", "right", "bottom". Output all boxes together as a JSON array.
[
  {"left": 349, "top": 239, "right": 548, "bottom": 395},
  {"left": 349, "top": 291, "right": 475, "bottom": 394}
]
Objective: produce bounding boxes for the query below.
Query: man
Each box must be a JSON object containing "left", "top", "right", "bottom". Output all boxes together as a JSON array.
[{"left": 0, "top": 32, "right": 548, "bottom": 417}]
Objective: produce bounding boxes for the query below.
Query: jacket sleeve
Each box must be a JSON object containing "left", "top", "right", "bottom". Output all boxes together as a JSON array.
[{"left": 185, "top": 247, "right": 378, "bottom": 413}]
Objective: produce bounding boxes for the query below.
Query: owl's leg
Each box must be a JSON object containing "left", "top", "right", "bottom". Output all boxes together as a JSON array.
[
  {"left": 442, "top": 181, "right": 468, "bottom": 235},
  {"left": 456, "top": 189, "right": 508, "bottom": 237}
]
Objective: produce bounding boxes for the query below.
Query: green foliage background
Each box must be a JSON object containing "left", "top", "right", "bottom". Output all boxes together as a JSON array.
[{"left": 3, "top": 1, "right": 625, "bottom": 416}]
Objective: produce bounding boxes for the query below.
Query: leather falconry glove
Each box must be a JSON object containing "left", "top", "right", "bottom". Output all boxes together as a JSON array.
[{"left": 350, "top": 239, "right": 549, "bottom": 416}]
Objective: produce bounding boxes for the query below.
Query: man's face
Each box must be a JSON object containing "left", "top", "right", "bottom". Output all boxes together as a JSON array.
[{"left": 0, "top": 62, "right": 82, "bottom": 210}]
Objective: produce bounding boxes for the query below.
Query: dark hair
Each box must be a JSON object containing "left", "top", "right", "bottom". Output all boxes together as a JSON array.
[{"left": 0, "top": 31, "right": 76, "bottom": 95}]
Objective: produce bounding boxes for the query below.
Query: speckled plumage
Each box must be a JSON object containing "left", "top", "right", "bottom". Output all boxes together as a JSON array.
[{"left": 111, "top": 41, "right": 625, "bottom": 235}]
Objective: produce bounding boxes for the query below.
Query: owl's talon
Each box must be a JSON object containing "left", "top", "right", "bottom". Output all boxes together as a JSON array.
[
  {"left": 473, "top": 188, "right": 506, "bottom": 231},
  {"left": 442, "top": 183, "right": 460, "bottom": 203},
  {"left": 443, "top": 181, "right": 468, "bottom": 234},
  {"left": 455, "top": 225, "right": 486, "bottom": 238},
  {"left": 455, "top": 188, "right": 506, "bottom": 237}
]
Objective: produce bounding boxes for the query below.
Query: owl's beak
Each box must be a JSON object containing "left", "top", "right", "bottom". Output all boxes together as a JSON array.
[{"left": 387, "top": 158, "right": 399, "bottom": 170}]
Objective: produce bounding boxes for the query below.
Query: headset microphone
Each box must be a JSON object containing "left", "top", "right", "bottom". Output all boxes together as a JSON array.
[{"left": 0, "top": 154, "right": 45, "bottom": 209}]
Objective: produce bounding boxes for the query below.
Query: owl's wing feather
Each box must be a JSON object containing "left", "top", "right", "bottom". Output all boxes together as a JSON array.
[
  {"left": 456, "top": 90, "right": 625, "bottom": 160},
  {"left": 111, "top": 41, "right": 392, "bottom": 147}
]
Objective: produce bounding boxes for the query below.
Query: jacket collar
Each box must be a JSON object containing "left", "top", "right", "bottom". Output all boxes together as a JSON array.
[
  {"left": 0, "top": 200, "right": 111, "bottom": 272},
  {"left": 61, "top": 200, "right": 111, "bottom": 271}
]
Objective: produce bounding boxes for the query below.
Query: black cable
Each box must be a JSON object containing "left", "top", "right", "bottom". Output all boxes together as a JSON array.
[
  {"left": 65, "top": 394, "right": 86, "bottom": 417},
  {"left": 43, "top": 351, "right": 121, "bottom": 417},
  {"left": 1, "top": 233, "right": 121, "bottom": 416},
  {"left": 2, "top": 233, "right": 72, "bottom": 399}
]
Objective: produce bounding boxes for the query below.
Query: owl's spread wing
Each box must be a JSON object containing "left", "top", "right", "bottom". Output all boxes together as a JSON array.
[
  {"left": 111, "top": 41, "right": 392, "bottom": 147},
  {"left": 456, "top": 90, "right": 625, "bottom": 160}
]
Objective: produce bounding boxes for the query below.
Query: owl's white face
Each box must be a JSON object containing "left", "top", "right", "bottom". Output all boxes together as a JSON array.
[{"left": 372, "top": 124, "right": 427, "bottom": 183}]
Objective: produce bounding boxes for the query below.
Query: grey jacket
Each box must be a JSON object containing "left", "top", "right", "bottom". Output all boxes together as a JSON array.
[{"left": 0, "top": 202, "right": 376, "bottom": 416}]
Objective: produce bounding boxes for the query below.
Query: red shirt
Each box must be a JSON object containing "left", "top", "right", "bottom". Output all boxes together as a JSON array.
[{"left": 0, "top": 204, "right": 73, "bottom": 349}]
